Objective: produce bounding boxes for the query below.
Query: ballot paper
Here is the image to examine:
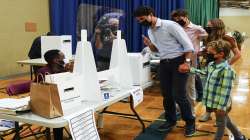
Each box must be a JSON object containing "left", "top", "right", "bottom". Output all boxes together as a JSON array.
[
  {"left": 0, "top": 97, "right": 30, "bottom": 115},
  {"left": 64, "top": 108, "right": 100, "bottom": 140},
  {"left": 130, "top": 87, "right": 143, "bottom": 108},
  {"left": 0, "top": 97, "right": 30, "bottom": 109}
]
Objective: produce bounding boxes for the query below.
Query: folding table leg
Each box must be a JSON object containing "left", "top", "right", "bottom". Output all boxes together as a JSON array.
[
  {"left": 44, "top": 127, "right": 51, "bottom": 140},
  {"left": 129, "top": 96, "right": 145, "bottom": 133},
  {"left": 30, "top": 66, "right": 33, "bottom": 80},
  {"left": 14, "top": 121, "right": 20, "bottom": 140}
]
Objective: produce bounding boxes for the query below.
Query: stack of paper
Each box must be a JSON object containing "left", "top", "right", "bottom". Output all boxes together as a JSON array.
[{"left": 0, "top": 97, "right": 30, "bottom": 115}]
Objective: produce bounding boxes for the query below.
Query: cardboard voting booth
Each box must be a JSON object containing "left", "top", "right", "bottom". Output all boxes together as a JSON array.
[
  {"left": 128, "top": 53, "right": 152, "bottom": 88},
  {"left": 73, "top": 30, "right": 103, "bottom": 102},
  {"left": 41, "top": 35, "right": 72, "bottom": 60},
  {"left": 98, "top": 31, "right": 133, "bottom": 89}
]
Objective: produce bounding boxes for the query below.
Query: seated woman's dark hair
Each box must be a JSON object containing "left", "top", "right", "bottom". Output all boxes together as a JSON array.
[{"left": 44, "top": 49, "right": 60, "bottom": 64}]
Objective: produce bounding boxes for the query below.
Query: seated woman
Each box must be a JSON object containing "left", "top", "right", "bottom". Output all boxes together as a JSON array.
[
  {"left": 6, "top": 50, "right": 71, "bottom": 96},
  {"left": 35, "top": 49, "right": 66, "bottom": 81},
  {"left": 36, "top": 49, "right": 72, "bottom": 140}
]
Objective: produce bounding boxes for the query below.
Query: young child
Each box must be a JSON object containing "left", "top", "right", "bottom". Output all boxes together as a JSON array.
[{"left": 179, "top": 39, "right": 246, "bottom": 140}]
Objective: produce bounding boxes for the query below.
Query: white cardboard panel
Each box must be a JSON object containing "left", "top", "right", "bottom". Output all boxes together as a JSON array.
[
  {"left": 45, "top": 72, "right": 82, "bottom": 112},
  {"left": 74, "top": 41, "right": 102, "bottom": 102},
  {"left": 109, "top": 37, "right": 133, "bottom": 88},
  {"left": 41, "top": 35, "right": 72, "bottom": 60}
]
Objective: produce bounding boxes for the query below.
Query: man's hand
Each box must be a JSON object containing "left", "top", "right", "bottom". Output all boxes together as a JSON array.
[
  {"left": 142, "top": 35, "right": 152, "bottom": 46},
  {"left": 142, "top": 35, "right": 158, "bottom": 52},
  {"left": 65, "top": 61, "right": 74, "bottom": 72},
  {"left": 178, "top": 63, "right": 190, "bottom": 73}
]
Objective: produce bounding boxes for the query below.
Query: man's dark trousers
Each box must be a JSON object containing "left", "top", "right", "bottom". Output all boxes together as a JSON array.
[{"left": 159, "top": 55, "right": 195, "bottom": 124}]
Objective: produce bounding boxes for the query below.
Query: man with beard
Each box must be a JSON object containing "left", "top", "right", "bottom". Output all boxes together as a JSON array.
[{"left": 134, "top": 6, "right": 195, "bottom": 136}]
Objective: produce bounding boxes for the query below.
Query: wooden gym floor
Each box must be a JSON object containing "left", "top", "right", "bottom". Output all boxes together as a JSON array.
[{"left": 0, "top": 39, "right": 250, "bottom": 140}]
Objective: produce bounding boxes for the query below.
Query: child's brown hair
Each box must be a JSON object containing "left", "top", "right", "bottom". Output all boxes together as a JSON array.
[{"left": 207, "top": 39, "right": 231, "bottom": 59}]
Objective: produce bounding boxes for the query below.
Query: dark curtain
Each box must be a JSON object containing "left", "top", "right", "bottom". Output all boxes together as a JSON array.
[
  {"left": 185, "top": 0, "right": 219, "bottom": 27},
  {"left": 49, "top": 0, "right": 185, "bottom": 53},
  {"left": 49, "top": 0, "right": 79, "bottom": 53}
]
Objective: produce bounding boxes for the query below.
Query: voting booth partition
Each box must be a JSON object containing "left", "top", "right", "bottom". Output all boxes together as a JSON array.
[
  {"left": 98, "top": 31, "right": 134, "bottom": 89},
  {"left": 128, "top": 53, "right": 152, "bottom": 88},
  {"left": 41, "top": 35, "right": 72, "bottom": 61},
  {"left": 73, "top": 41, "right": 103, "bottom": 102},
  {"left": 73, "top": 30, "right": 103, "bottom": 102}
]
